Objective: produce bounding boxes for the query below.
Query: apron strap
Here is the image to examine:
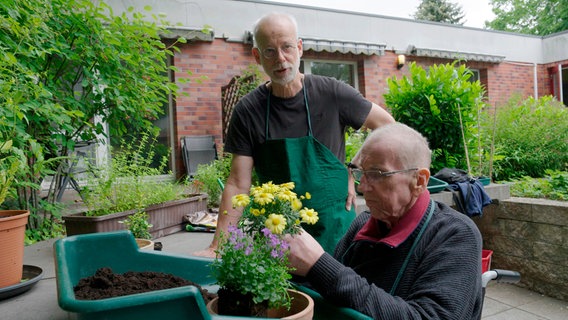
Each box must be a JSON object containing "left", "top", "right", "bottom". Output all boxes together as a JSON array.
[
  {"left": 265, "top": 77, "right": 312, "bottom": 138},
  {"left": 389, "top": 199, "right": 435, "bottom": 295}
]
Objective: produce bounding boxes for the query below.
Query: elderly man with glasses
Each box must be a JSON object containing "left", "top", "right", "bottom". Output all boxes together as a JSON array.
[{"left": 286, "top": 123, "right": 484, "bottom": 320}]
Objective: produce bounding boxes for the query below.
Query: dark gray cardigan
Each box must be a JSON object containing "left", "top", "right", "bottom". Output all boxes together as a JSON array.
[{"left": 306, "top": 201, "right": 483, "bottom": 320}]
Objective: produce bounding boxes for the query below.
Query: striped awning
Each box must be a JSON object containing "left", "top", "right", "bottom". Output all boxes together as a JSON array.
[
  {"left": 162, "top": 27, "right": 215, "bottom": 42},
  {"left": 301, "top": 38, "right": 385, "bottom": 56},
  {"left": 409, "top": 46, "right": 505, "bottom": 63}
]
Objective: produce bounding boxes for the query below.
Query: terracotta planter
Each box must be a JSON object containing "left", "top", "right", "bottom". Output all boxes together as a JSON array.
[
  {"left": 62, "top": 193, "right": 208, "bottom": 238},
  {"left": 135, "top": 238, "right": 154, "bottom": 250},
  {"left": 0, "top": 210, "right": 30, "bottom": 288},
  {"left": 207, "top": 289, "right": 315, "bottom": 319}
]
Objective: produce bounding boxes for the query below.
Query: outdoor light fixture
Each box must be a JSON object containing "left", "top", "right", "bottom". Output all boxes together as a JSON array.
[{"left": 397, "top": 54, "right": 406, "bottom": 69}]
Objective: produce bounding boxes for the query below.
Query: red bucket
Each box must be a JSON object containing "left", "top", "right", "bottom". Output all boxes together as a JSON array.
[{"left": 482, "top": 249, "right": 493, "bottom": 273}]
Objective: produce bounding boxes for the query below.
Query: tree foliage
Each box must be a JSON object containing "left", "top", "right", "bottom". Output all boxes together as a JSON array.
[
  {"left": 384, "top": 62, "right": 486, "bottom": 174},
  {"left": 0, "top": 0, "right": 191, "bottom": 241},
  {"left": 486, "top": 0, "right": 568, "bottom": 35},
  {"left": 413, "top": 0, "right": 465, "bottom": 25}
]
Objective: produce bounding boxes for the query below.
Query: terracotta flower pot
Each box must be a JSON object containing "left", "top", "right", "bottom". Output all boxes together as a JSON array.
[
  {"left": 0, "top": 210, "right": 30, "bottom": 288},
  {"left": 207, "top": 289, "right": 315, "bottom": 319},
  {"left": 135, "top": 238, "right": 154, "bottom": 250}
]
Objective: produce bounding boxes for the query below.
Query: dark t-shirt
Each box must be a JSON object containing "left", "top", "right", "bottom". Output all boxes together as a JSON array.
[{"left": 224, "top": 74, "right": 372, "bottom": 162}]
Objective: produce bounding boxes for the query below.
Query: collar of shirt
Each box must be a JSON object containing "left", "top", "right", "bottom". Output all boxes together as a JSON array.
[{"left": 353, "top": 190, "right": 431, "bottom": 247}]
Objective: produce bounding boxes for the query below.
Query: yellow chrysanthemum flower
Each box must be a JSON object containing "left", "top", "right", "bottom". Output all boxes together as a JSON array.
[
  {"left": 261, "top": 181, "right": 279, "bottom": 194},
  {"left": 250, "top": 186, "right": 263, "bottom": 196},
  {"left": 299, "top": 208, "right": 319, "bottom": 225},
  {"left": 280, "top": 182, "right": 295, "bottom": 190},
  {"left": 276, "top": 189, "right": 296, "bottom": 202},
  {"left": 254, "top": 192, "right": 274, "bottom": 206},
  {"left": 291, "top": 198, "right": 302, "bottom": 211},
  {"left": 264, "top": 214, "right": 287, "bottom": 234},
  {"left": 304, "top": 192, "right": 311, "bottom": 200},
  {"left": 251, "top": 208, "right": 266, "bottom": 216},
  {"left": 232, "top": 194, "right": 250, "bottom": 208}
]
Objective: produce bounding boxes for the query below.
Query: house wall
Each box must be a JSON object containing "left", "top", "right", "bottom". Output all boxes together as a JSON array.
[
  {"left": 170, "top": 39, "right": 544, "bottom": 177},
  {"left": 96, "top": 0, "right": 568, "bottom": 178}
]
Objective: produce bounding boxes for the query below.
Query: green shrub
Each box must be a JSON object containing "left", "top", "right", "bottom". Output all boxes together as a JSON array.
[
  {"left": 510, "top": 170, "right": 568, "bottom": 201},
  {"left": 82, "top": 132, "right": 185, "bottom": 216},
  {"left": 193, "top": 154, "right": 233, "bottom": 208},
  {"left": 384, "top": 62, "right": 486, "bottom": 174},
  {"left": 119, "top": 211, "right": 153, "bottom": 239},
  {"left": 482, "top": 95, "right": 568, "bottom": 181},
  {"left": 345, "top": 128, "right": 370, "bottom": 164}
]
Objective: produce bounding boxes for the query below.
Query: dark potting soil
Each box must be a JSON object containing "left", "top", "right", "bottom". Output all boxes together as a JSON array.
[{"left": 74, "top": 267, "right": 216, "bottom": 304}]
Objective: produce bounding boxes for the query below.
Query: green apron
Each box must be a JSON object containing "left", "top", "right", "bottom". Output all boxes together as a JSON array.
[{"left": 253, "top": 83, "right": 356, "bottom": 254}]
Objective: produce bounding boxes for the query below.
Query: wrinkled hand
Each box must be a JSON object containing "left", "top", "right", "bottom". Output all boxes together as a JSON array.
[
  {"left": 192, "top": 246, "right": 217, "bottom": 258},
  {"left": 284, "top": 230, "right": 325, "bottom": 277}
]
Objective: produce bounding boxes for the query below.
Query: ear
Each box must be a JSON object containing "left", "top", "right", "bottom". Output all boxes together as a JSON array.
[
  {"left": 414, "top": 168, "right": 430, "bottom": 194},
  {"left": 297, "top": 38, "right": 303, "bottom": 58},
  {"left": 252, "top": 47, "right": 261, "bottom": 64}
]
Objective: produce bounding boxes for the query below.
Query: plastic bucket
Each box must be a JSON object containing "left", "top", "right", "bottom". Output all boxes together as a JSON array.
[{"left": 482, "top": 249, "right": 493, "bottom": 273}]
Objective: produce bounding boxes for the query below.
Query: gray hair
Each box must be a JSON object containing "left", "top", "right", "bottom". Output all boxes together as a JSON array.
[
  {"left": 364, "top": 123, "right": 432, "bottom": 169},
  {"left": 252, "top": 12, "right": 298, "bottom": 48}
]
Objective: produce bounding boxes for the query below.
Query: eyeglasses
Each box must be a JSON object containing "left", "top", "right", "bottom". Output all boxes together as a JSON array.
[
  {"left": 348, "top": 164, "right": 418, "bottom": 183},
  {"left": 259, "top": 43, "right": 297, "bottom": 59}
]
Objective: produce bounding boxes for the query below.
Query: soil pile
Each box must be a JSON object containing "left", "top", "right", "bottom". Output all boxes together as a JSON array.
[{"left": 74, "top": 267, "right": 216, "bottom": 303}]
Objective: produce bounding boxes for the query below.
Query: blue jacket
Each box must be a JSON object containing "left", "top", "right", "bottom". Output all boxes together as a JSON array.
[{"left": 449, "top": 179, "right": 492, "bottom": 217}]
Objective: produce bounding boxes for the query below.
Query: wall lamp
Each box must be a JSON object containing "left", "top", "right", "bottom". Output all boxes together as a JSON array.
[{"left": 397, "top": 54, "right": 406, "bottom": 70}]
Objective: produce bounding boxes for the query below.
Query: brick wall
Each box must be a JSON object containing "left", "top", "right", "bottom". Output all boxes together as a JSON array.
[{"left": 172, "top": 39, "right": 559, "bottom": 178}]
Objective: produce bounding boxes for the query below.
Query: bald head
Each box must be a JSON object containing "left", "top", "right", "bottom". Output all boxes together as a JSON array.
[
  {"left": 253, "top": 12, "right": 298, "bottom": 48},
  {"left": 362, "top": 123, "right": 432, "bottom": 169}
]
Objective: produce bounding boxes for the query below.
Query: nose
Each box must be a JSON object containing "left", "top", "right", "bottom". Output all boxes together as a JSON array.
[
  {"left": 275, "top": 48, "right": 287, "bottom": 62},
  {"left": 356, "top": 175, "right": 371, "bottom": 193}
]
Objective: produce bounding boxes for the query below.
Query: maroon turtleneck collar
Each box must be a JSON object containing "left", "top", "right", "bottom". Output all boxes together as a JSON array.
[{"left": 353, "top": 190, "right": 431, "bottom": 247}]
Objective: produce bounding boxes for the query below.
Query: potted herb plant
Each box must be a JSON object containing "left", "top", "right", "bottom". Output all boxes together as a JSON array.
[
  {"left": 119, "top": 211, "right": 154, "bottom": 250},
  {"left": 208, "top": 181, "right": 318, "bottom": 318},
  {"left": 62, "top": 134, "right": 207, "bottom": 238},
  {"left": 0, "top": 139, "right": 30, "bottom": 288}
]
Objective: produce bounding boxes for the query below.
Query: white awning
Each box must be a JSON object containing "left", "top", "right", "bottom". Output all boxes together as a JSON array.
[
  {"left": 302, "top": 38, "right": 385, "bottom": 56},
  {"left": 162, "top": 27, "right": 215, "bottom": 42},
  {"left": 409, "top": 46, "right": 505, "bottom": 63}
]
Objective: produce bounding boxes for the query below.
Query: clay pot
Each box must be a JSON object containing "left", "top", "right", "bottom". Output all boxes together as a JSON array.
[
  {"left": 135, "top": 238, "right": 154, "bottom": 250},
  {"left": 0, "top": 210, "right": 30, "bottom": 288},
  {"left": 207, "top": 289, "right": 314, "bottom": 319}
]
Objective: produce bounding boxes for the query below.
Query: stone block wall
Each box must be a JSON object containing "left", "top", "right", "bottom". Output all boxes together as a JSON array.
[{"left": 474, "top": 197, "right": 568, "bottom": 302}]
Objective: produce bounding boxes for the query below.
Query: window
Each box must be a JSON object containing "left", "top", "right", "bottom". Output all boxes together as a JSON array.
[
  {"left": 300, "top": 60, "right": 358, "bottom": 89},
  {"left": 469, "top": 69, "right": 480, "bottom": 83}
]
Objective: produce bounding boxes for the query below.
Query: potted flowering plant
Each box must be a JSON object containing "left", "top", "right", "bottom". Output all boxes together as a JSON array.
[{"left": 209, "top": 181, "right": 319, "bottom": 318}]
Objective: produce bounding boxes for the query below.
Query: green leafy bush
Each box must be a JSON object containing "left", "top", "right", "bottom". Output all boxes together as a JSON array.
[
  {"left": 345, "top": 128, "right": 369, "bottom": 165},
  {"left": 193, "top": 154, "right": 233, "bottom": 208},
  {"left": 119, "top": 211, "right": 153, "bottom": 239},
  {"left": 82, "top": 133, "right": 185, "bottom": 216},
  {"left": 510, "top": 170, "right": 568, "bottom": 201},
  {"left": 1, "top": 0, "right": 190, "bottom": 240},
  {"left": 384, "top": 62, "right": 486, "bottom": 174},
  {"left": 481, "top": 95, "right": 568, "bottom": 181}
]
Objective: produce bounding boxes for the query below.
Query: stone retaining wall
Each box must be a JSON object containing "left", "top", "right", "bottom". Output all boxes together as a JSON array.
[{"left": 474, "top": 197, "right": 568, "bottom": 302}]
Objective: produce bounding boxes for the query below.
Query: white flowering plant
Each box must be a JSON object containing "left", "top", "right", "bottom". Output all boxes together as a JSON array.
[{"left": 211, "top": 181, "right": 319, "bottom": 311}]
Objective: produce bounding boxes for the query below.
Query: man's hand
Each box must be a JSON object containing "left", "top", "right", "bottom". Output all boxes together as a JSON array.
[
  {"left": 346, "top": 169, "right": 358, "bottom": 211},
  {"left": 285, "top": 230, "right": 325, "bottom": 276}
]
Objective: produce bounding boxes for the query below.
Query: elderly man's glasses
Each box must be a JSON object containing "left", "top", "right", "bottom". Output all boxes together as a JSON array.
[
  {"left": 348, "top": 164, "right": 418, "bottom": 183},
  {"left": 260, "top": 43, "right": 297, "bottom": 59}
]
